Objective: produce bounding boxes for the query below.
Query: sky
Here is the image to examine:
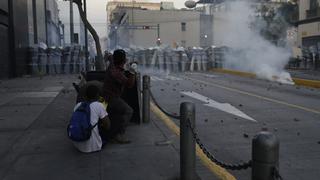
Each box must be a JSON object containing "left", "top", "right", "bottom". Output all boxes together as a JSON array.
[{"left": 86, "top": 0, "right": 187, "bottom": 37}]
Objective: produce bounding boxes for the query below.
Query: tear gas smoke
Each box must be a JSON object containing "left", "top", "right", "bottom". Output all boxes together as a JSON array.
[{"left": 221, "top": 1, "right": 294, "bottom": 84}]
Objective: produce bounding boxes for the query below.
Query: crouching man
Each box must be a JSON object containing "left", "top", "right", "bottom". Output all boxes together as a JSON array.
[
  {"left": 102, "top": 49, "right": 136, "bottom": 144},
  {"left": 71, "top": 85, "right": 110, "bottom": 153}
]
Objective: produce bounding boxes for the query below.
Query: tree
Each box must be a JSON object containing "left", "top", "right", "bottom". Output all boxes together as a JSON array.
[
  {"left": 69, "top": 0, "right": 105, "bottom": 70},
  {"left": 252, "top": 1, "right": 298, "bottom": 45}
]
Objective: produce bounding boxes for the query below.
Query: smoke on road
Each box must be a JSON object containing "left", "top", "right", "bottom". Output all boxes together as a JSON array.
[{"left": 221, "top": 1, "right": 293, "bottom": 84}]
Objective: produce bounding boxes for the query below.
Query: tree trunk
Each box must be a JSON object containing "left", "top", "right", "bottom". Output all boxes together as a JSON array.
[{"left": 73, "top": 0, "right": 105, "bottom": 70}]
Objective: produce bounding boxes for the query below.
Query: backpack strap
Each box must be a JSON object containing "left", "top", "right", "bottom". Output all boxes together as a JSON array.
[{"left": 86, "top": 101, "right": 100, "bottom": 130}]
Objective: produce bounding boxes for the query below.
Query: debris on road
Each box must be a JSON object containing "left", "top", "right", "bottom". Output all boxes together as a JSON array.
[
  {"left": 294, "top": 118, "right": 300, "bottom": 122},
  {"left": 243, "top": 133, "right": 249, "bottom": 138},
  {"left": 204, "top": 119, "right": 208, "bottom": 122},
  {"left": 155, "top": 140, "right": 172, "bottom": 146}
]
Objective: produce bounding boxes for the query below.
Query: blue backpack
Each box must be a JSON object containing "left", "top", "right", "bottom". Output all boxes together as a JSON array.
[{"left": 67, "top": 102, "right": 98, "bottom": 142}]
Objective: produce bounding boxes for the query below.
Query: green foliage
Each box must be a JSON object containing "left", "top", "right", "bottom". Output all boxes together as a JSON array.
[{"left": 251, "top": 1, "right": 298, "bottom": 45}]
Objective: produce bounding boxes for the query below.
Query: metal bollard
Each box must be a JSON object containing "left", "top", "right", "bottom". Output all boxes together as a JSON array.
[
  {"left": 252, "top": 131, "right": 279, "bottom": 180},
  {"left": 142, "top": 75, "right": 150, "bottom": 123},
  {"left": 180, "top": 102, "right": 196, "bottom": 180}
]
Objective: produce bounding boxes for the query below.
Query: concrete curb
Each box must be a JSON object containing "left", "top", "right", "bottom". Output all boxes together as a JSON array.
[
  {"left": 150, "top": 102, "right": 237, "bottom": 180},
  {"left": 210, "top": 68, "right": 320, "bottom": 89}
]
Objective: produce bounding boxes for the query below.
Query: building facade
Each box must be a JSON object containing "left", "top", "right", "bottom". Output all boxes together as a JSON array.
[
  {"left": 0, "top": 1, "right": 10, "bottom": 78},
  {"left": 106, "top": 0, "right": 162, "bottom": 25},
  {"left": 297, "top": 0, "right": 320, "bottom": 52},
  {"left": 0, "top": 0, "right": 62, "bottom": 78},
  {"left": 108, "top": 6, "right": 213, "bottom": 49},
  {"left": 58, "top": 1, "right": 85, "bottom": 46}
]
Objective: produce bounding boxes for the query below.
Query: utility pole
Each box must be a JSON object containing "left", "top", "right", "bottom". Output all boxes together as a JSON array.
[
  {"left": 32, "top": 0, "right": 38, "bottom": 44},
  {"left": 8, "top": 0, "right": 16, "bottom": 77},
  {"left": 70, "top": 0, "right": 74, "bottom": 44},
  {"left": 44, "top": 0, "right": 48, "bottom": 45},
  {"left": 83, "top": 0, "right": 89, "bottom": 71},
  {"left": 157, "top": 24, "right": 160, "bottom": 39}
]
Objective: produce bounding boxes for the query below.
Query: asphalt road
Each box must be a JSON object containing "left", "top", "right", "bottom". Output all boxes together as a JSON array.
[{"left": 147, "top": 71, "right": 320, "bottom": 180}]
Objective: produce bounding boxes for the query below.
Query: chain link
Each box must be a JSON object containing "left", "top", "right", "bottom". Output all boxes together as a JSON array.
[
  {"left": 273, "top": 167, "right": 283, "bottom": 180},
  {"left": 149, "top": 88, "right": 251, "bottom": 170},
  {"left": 186, "top": 118, "right": 252, "bottom": 170},
  {"left": 149, "top": 90, "right": 180, "bottom": 119}
]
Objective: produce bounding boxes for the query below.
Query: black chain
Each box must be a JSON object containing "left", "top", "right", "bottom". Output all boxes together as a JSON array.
[
  {"left": 149, "top": 90, "right": 180, "bottom": 119},
  {"left": 149, "top": 87, "right": 251, "bottom": 170},
  {"left": 186, "top": 118, "right": 252, "bottom": 170},
  {"left": 273, "top": 167, "right": 283, "bottom": 180}
]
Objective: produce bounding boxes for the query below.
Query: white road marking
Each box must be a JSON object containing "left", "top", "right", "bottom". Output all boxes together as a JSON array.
[
  {"left": 166, "top": 75, "right": 182, "bottom": 81},
  {"left": 18, "top": 92, "right": 59, "bottom": 98},
  {"left": 186, "top": 72, "right": 219, "bottom": 78},
  {"left": 181, "top": 91, "right": 257, "bottom": 122},
  {"left": 151, "top": 76, "right": 164, "bottom": 81}
]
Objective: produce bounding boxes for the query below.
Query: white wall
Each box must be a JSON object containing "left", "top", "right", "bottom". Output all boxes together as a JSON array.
[{"left": 127, "top": 9, "right": 201, "bottom": 48}]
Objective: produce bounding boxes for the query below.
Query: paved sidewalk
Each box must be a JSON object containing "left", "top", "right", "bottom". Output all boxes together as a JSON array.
[
  {"left": 288, "top": 69, "right": 320, "bottom": 81},
  {"left": 0, "top": 75, "right": 184, "bottom": 180}
]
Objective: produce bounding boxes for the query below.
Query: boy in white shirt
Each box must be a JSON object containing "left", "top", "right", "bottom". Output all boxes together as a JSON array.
[{"left": 73, "top": 85, "right": 110, "bottom": 153}]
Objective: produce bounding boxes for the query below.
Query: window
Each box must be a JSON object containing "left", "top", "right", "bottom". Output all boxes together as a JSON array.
[
  {"left": 181, "top": 22, "right": 186, "bottom": 31},
  {"left": 310, "top": 0, "right": 318, "bottom": 10},
  {"left": 181, "top": 40, "right": 186, "bottom": 47}
]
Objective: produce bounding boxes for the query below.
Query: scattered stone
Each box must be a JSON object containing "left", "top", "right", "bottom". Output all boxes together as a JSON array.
[
  {"left": 155, "top": 140, "right": 172, "bottom": 146},
  {"left": 261, "top": 127, "right": 268, "bottom": 131},
  {"left": 204, "top": 119, "right": 208, "bottom": 122},
  {"left": 160, "top": 89, "right": 164, "bottom": 91},
  {"left": 14, "top": 110, "right": 18, "bottom": 112},
  {"left": 234, "top": 117, "right": 238, "bottom": 120},
  {"left": 293, "top": 118, "right": 300, "bottom": 122},
  {"left": 180, "top": 95, "right": 185, "bottom": 98},
  {"left": 172, "top": 89, "right": 176, "bottom": 91},
  {"left": 317, "top": 141, "right": 320, "bottom": 145},
  {"left": 273, "top": 128, "right": 278, "bottom": 132},
  {"left": 238, "top": 104, "right": 243, "bottom": 107},
  {"left": 220, "top": 120, "right": 224, "bottom": 123},
  {"left": 297, "top": 132, "right": 300, "bottom": 136},
  {"left": 243, "top": 133, "right": 249, "bottom": 138},
  {"left": 296, "top": 86, "right": 300, "bottom": 90},
  {"left": 59, "top": 81, "right": 63, "bottom": 84}
]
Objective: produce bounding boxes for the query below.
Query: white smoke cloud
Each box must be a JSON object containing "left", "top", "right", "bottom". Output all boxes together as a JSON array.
[{"left": 221, "top": 1, "right": 294, "bottom": 84}]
